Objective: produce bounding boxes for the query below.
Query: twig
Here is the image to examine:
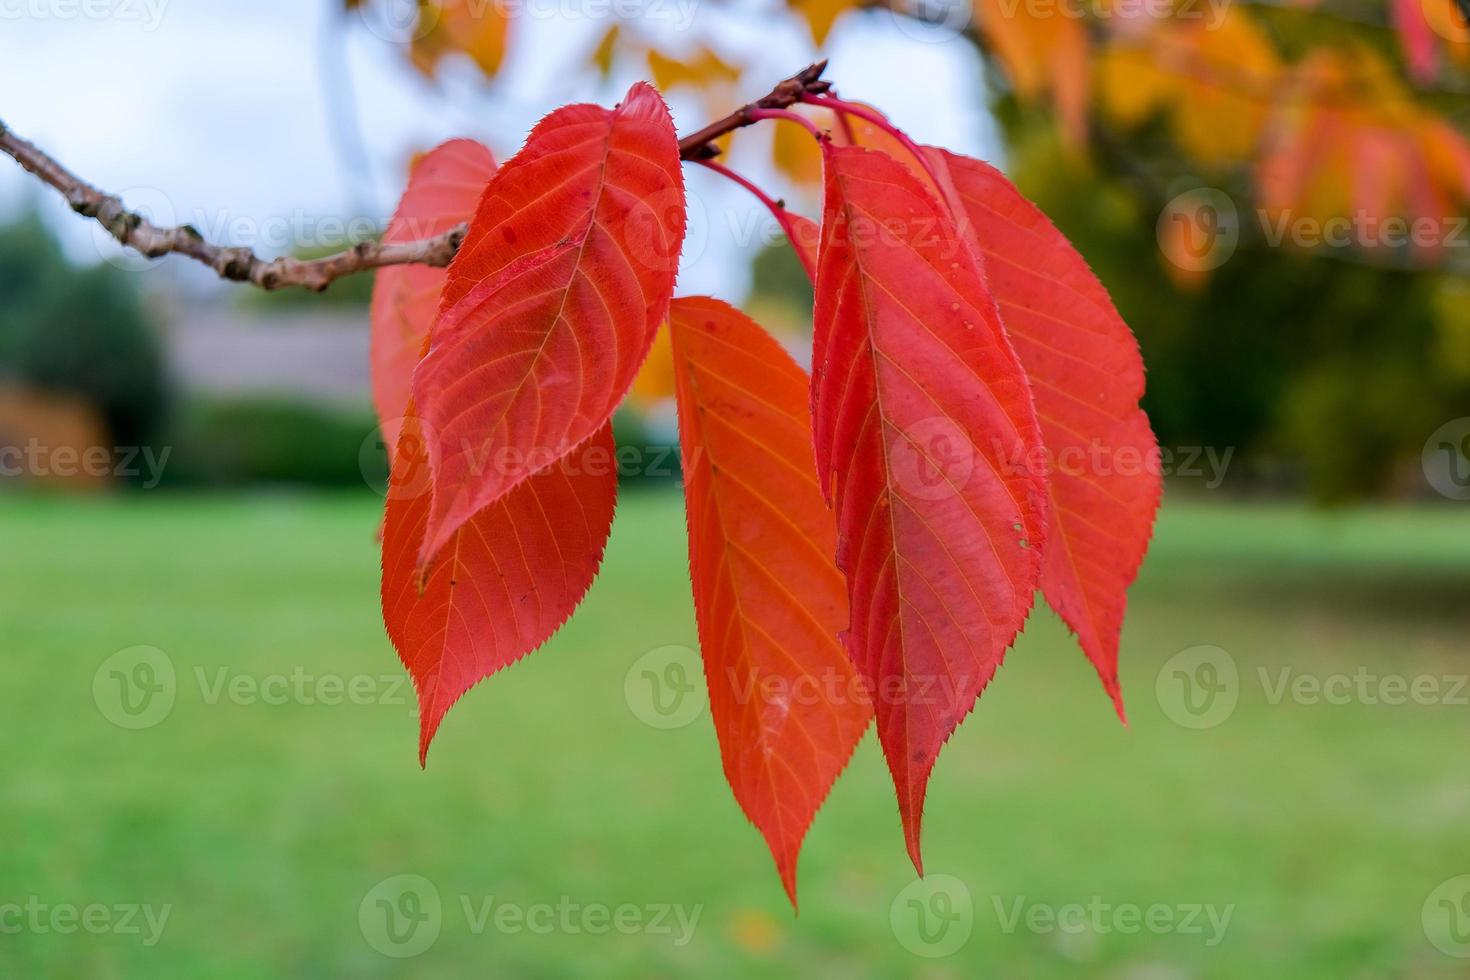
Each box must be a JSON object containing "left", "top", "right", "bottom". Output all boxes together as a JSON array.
[
  {"left": 0, "top": 62, "right": 831, "bottom": 292},
  {"left": 677, "top": 60, "right": 831, "bottom": 160},
  {"left": 0, "top": 118, "right": 467, "bottom": 292}
]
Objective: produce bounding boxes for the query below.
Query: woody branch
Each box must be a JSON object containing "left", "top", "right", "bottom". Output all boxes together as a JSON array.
[{"left": 0, "top": 61, "right": 830, "bottom": 293}]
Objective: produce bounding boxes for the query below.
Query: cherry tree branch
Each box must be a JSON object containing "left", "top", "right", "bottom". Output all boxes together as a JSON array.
[
  {"left": 0, "top": 62, "right": 830, "bottom": 292},
  {"left": 676, "top": 60, "right": 830, "bottom": 159},
  {"left": 0, "top": 117, "right": 468, "bottom": 292}
]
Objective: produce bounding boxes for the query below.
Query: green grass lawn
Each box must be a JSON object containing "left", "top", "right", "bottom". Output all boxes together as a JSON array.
[{"left": 1, "top": 490, "right": 1467, "bottom": 978}]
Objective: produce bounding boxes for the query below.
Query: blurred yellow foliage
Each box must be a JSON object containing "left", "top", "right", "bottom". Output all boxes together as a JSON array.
[
  {"left": 410, "top": 0, "right": 510, "bottom": 77},
  {"left": 647, "top": 47, "right": 740, "bottom": 90},
  {"left": 629, "top": 323, "right": 676, "bottom": 406},
  {"left": 793, "top": 0, "right": 855, "bottom": 45},
  {"left": 1257, "top": 44, "right": 1470, "bottom": 261},
  {"left": 1096, "top": 9, "right": 1282, "bottom": 166},
  {"left": 975, "top": 0, "right": 1091, "bottom": 146}
]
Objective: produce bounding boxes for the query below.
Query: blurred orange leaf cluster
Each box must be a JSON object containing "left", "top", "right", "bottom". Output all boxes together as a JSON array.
[
  {"left": 414, "top": 0, "right": 510, "bottom": 77},
  {"left": 1096, "top": 9, "right": 1282, "bottom": 166},
  {"left": 350, "top": 0, "right": 1470, "bottom": 268},
  {"left": 974, "top": 0, "right": 1091, "bottom": 146},
  {"left": 1257, "top": 45, "right": 1470, "bottom": 260}
]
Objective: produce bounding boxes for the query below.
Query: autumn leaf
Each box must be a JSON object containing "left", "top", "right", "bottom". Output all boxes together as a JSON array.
[
  {"left": 411, "top": 0, "right": 511, "bottom": 78},
  {"left": 411, "top": 82, "right": 685, "bottom": 571},
  {"left": 383, "top": 412, "right": 618, "bottom": 764},
  {"left": 928, "top": 148, "right": 1161, "bottom": 718},
  {"left": 629, "top": 322, "right": 675, "bottom": 407},
  {"left": 647, "top": 46, "right": 740, "bottom": 90},
  {"left": 1096, "top": 10, "right": 1283, "bottom": 167},
  {"left": 821, "top": 110, "right": 1162, "bottom": 672},
  {"left": 590, "top": 25, "right": 619, "bottom": 77},
  {"left": 795, "top": 0, "right": 854, "bottom": 45},
  {"left": 1394, "top": 0, "right": 1439, "bottom": 82},
  {"left": 974, "top": 0, "right": 1091, "bottom": 146},
  {"left": 371, "top": 137, "right": 618, "bottom": 765},
  {"left": 370, "top": 139, "right": 496, "bottom": 461},
  {"left": 772, "top": 106, "right": 828, "bottom": 188},
  {"left": 784, "top": 212, "right": 821, "bottom": 283},
  {"left": 669, "top": 296, "right": 871, "bottom": 906},
  {"left": 812, "top": 143, "right": 1048, "bottom": 871},
  {"left": 1256, "top": 45, "right": 1470, "bottom": 263}
]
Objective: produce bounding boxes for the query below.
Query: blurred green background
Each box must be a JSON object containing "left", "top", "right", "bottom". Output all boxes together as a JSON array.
[
  {"left": 1, "top": 492, "right": 1467, "bottom": 977},
  {"left": 4, "top": 0, "right": 1470, "bottom": 975}
]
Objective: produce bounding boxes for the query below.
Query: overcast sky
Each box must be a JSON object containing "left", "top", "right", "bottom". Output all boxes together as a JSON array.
[{"left": 0, "top": 0, "right": 997, "bottom": 300}]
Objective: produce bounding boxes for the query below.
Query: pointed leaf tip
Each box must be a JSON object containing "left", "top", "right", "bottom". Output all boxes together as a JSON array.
[
  {"left": 811, "top": 143, "right": 1048, "bottom": 871},
  {"left": 669, "top": 296, "right": 871, "bottom": 907}
]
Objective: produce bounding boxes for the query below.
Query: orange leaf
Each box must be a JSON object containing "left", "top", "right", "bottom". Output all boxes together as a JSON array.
[
  {"left": 590, "top": 25, "right": 619, "bottom": 77},
  {"left": 669, "top": 296, "right": 870, "bottom": 906},
  {"left": 412, "top": 0, "right": 511, "bottom": 77},
  {"left": 629, "top": 322, "right": 675, "bottom": 407},
  {"left": 772, "top": 107, "right": 827, "bottom": 188},
  {"left": 812, "top": 143, "right": 1048, "bottom": 871},
  {"left": 412, "top": 82, "right": 685, "bottom": 571},
  {"left": 370, "top": 139, "right": 497, "bottom": 462},
  {"left": 383, "top": 412, "right": 617, "bottom": 763},
  {"left": 795, "top": 0, "right": 853, "bottom": 45},
  {"left": 928, "top": 148, "right": 1161, "bottom": 717},
  {"left": 975, "top": 0, "right": 1090, "bottom": 146},
  {"left": 647, "top": 47, "right": 740, "bottom": 90}
]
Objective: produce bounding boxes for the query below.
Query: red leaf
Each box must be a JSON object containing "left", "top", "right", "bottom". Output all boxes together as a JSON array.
[
  {"left": 812, "top": 143, "right": 1048, "bottom": 871},
  {"left": 927, "top": 149, "right": 1161, "bottom": 721},
  {"left": 668, "top": 296, "right": 871, "bottom": 906},
  {"left": 1394, "top": 0, "right": 1438, "bottom": 83},
  {"left": 412, "top": 82, "right": 685, "bottom": 569},
  {"left": 382, "top": 412, "right": 617, "bottom": 764},
  {"left": 784, "top": 212, "right": 821, "bottom": 284},
  {"left": 370, "top": 139, "right": 497, "bottom": 459}
]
